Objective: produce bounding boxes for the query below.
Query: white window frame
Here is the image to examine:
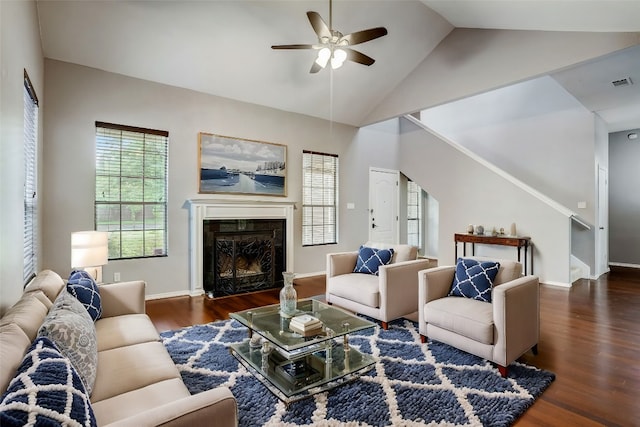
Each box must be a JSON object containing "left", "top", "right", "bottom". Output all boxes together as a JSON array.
[
  {"left": 407, "top": 180, "right": 422, "bottom": 250},
  {"left": 95, "top": 122, "right": 169, "bottom": 260},
  {"left": 302, "top": 150, "right": 338, "bottom": 246}
]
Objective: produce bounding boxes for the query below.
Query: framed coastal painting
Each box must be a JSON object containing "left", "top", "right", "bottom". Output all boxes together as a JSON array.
[{"left": 198, "top": 133, "right": 287, "bottom": 196}]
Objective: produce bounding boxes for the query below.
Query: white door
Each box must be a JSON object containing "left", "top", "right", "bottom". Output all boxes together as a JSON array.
[
  {"left": 369, "top": 168, "right": 399, "bottom": 243},
  {"left": 596, "top": 167, "right": 609, "bottom": 276}
]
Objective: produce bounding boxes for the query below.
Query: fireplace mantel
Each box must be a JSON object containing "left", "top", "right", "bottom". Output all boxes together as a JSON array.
[{"left": 187, "top": 199, "right": 295, "bottom": 296}]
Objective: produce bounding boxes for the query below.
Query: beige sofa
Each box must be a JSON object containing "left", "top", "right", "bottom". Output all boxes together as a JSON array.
[
  {"left": 418, "top": 257, "right": 539, "bottom": 377},
  {"left": 0, "top": 270, "right": 237, "bottom": 426},
  {"left": 326, "top": 242, "right": 435, "bottom": 329}
]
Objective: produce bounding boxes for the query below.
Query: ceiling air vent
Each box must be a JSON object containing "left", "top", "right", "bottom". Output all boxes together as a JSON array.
[{"left": 611, "top": 77, "right": 633, "bottom": 87}]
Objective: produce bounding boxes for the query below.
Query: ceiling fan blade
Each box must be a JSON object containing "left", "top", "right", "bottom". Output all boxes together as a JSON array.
[
  {"left": 341, "top": 27, "right": 388, "bottom": 46},
  {"left": 271, "top": 44, "right": 317, "bottom": 50},
  {"left": 307, "top": 11, "right": 331, "bottom": 40},
  {"left": 345, "top": 48, "right": 376, "bottom": 66},
  {"left": 310, "top": 61, "right": 323, "bottom": 74}
]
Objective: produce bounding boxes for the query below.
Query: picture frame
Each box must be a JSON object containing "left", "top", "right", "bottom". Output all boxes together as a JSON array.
[{"left": 198, "top": 133, "right": 287, "bottom": 196}]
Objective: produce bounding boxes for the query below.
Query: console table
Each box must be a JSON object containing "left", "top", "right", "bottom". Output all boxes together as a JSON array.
[{"left": 454, "top": 233, "right": 533, "bottom": 275}]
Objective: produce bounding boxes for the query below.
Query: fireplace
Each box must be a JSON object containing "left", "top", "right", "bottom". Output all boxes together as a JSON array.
[
  {"left": 203, "top": 219, "right": 285, "bottom": 297},
  {"left": 188, "top": 200, "right": 295, "bottom": 296}
]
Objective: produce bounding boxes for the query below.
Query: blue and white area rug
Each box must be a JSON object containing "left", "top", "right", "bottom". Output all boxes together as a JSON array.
[{"left": 161, "top": 318, "right": 554, "bottom": 427}]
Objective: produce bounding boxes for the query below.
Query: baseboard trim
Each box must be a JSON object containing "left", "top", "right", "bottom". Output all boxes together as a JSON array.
[
  {"left": 146, "top": 290, "right": 192, "bottom": 300},
  {"left": 541, "top": 281, "right": 572, "bottom": 288},
  {"left": 294, "top": 271, "right": 325, "bottom": 279},
  {"left": 609, "top": 262, "right": 640, "bottom": 269}
]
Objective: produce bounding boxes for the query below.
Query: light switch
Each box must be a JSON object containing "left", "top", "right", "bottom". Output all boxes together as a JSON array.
[
  {"left": 578, "top": 201, "right": 587, "bottom": 209},
  {"left": 347, "top": 203, "right": 355, "bottom": 210}
]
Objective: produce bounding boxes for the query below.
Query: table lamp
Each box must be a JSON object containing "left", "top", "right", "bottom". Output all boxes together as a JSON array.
[{"left": 71, "top": 231, "right": 108, "bottom": 283}]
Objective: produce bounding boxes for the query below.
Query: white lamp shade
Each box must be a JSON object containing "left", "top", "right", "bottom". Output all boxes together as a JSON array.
[{"left": 71, "top": 231, "right": 109, "bottom": 268}]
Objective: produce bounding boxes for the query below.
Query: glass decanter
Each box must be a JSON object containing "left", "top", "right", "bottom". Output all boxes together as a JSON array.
[{"left": 279, "top": 271, "right": 297, "bottom": 317}]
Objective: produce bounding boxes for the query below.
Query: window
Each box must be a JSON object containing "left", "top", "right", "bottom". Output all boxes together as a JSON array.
[
  {"left": 302, "top": 151, "right": 338, "bottom": 246},
  {"left": 95, "top": 122, "right": 168, "bottom": 259},
  {"left": 23, "top": 70, "right": 39, "bottom": 283},
  {"left": 407, "top": 180, "right": 422, "bottom": 249}
]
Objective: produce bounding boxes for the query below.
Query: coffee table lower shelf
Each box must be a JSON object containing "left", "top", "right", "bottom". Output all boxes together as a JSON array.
[{"left": 229, "top": 340, "right": 375, "bottom": 404}]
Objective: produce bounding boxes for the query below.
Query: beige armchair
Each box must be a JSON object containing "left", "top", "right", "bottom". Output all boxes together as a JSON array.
[
  {"left": 418, "top": 257, "right": 539, "bottom": 377},
  {"left": 326, "top": 242, "right": 434, "bottom": 329}
]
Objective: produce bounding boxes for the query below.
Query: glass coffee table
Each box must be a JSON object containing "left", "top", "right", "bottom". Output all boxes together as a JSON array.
[{"left": 229, "top": 299, "right": 376, "bottom": 404}]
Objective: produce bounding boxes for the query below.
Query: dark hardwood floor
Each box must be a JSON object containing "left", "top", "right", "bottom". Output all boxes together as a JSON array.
[{"left": 146, "top": 269, "right": 640, "bottom": 427}]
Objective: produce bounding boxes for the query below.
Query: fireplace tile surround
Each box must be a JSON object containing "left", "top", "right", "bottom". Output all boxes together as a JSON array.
[{"left": 188, "top": 199, "right": 295, "bottom": 296}]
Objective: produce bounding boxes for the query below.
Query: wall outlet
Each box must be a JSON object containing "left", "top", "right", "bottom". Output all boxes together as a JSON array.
[{"left": 113, "top": 272, "right": 121, "bottom": 282}]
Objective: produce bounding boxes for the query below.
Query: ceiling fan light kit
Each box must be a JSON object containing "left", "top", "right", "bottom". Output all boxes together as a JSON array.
[{"left": 272, "top": 0, "right": 388, "bottom": 73}]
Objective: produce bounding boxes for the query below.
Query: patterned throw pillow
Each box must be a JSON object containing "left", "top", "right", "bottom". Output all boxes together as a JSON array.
[
  {"left": 67, "top": 270, "right": 102, "bottom": 321},
  {"left": 449, "top": 258, "right": 501, "bottom": 302},
  {"left": 353, "top": 246, "right": 395, "bottom": 276},
  {"left": 38, "top": 291, "right": 98, "bottom": 395},
  {"left": 0, "top": 336, "right": 97, "bottom": 427}
]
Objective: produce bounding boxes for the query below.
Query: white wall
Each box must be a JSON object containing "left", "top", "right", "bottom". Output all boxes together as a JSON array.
[
  {"left": 420, "top": 76, "right": 601, "bottom": 273},
  {"left": 421, "top": 76, "right": 597, "bottom": 223},
  {"left": 365, "top": 28, "right": 640, "bottom": 126},
  {"left": 0, "top": 0, "right": 44, "bottom": 313},
  {"left": 399, "top": 117, "right": 572, "bottom": 285},
  {"left": 336, "top": 119, "right": 400, "bottom": 249},
  {"left": 42, "top": 60, "right": 401, "bottom": 298}
]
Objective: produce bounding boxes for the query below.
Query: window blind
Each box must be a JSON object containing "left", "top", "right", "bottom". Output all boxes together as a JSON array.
[
  {"left": 95, "top": 122, "right": 168, "bottom": 259},
  {"left": 302, "top": 150, "right": 338, "bottom": 246},
  {"left": 23, "top": 71, "right": 39, "bottom": 283}
]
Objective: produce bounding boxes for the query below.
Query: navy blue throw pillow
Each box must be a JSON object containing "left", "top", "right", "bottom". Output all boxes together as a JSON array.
[
  {"left": 0, "top": 336, "right": 97, "bottom": 427},
  {"left": 67, "top": 270, "right": 102, "bottom": 321},
  {"left": 449, "top": 258, "right": 500, "bottom": 302},
  {"left": 353, "top": 246, "right": 394, "bottom": 276}
]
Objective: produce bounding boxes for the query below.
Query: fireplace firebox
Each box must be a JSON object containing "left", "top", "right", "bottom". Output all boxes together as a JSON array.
[{"left": 203, "top": 219, "right": 285, "bottom": 297}]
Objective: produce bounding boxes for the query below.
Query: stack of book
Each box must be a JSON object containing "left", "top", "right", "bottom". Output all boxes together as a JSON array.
[{"left": 289, "top": 314, "right": 323, "bottom": 334}]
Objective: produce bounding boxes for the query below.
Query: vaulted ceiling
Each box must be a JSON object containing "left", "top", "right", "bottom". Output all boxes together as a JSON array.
[{"left": 36, "top": 1, "right": 640, "bottom": 130}]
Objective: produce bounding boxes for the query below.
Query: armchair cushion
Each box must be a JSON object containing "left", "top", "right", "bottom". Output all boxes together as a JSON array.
[
  {"left": 449, "top": 258, "right": 500, "bottom": 302},
  {"left": 326, "top": 273, "right": 380, "bottom": 308},
  {"left": 425, "top": 297, "right": 494, "bottom": 345},
  {"left": 353, "top": 246, "right": 394, "bottom": 276}
]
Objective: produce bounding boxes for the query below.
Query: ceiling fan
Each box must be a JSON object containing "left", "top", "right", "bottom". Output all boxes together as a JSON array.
[{"left": 271, "top": 0, "right": 388, "bottom": 73}]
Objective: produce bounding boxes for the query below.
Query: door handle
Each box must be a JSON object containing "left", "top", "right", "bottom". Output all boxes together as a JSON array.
[{"left": 372, "top": 223, "right": 377, "bottom": 229}]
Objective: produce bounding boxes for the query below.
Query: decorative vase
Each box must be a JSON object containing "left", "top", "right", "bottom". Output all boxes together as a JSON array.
[
  {"left": 279, "top": 272, "right": 297, "bottom": 317},
  {"left": 467, "top": 224, "right": 474, "bottom": 234},
  {"left": 475, "top": 225, "right": 484, "bottom": 235}
]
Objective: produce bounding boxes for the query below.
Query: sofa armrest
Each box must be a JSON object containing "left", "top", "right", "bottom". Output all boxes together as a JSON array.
[
  {"left": 418, "top": 266, "right": 455, "bottom": 335},
  {"left": 378, "top": 259, "right": 434, "bottom": 320},
  {"left": 492, "top": 275, "right": 540, "bottom": 366},
  {"left": 103, "top": 387, "right": 237, "bottom": 427},
  {"left": 99, "top": 281, "right": 146, "bottom": 318},
  {"left": 326, "top": 252, "right": 358, "bottom": 278}
]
